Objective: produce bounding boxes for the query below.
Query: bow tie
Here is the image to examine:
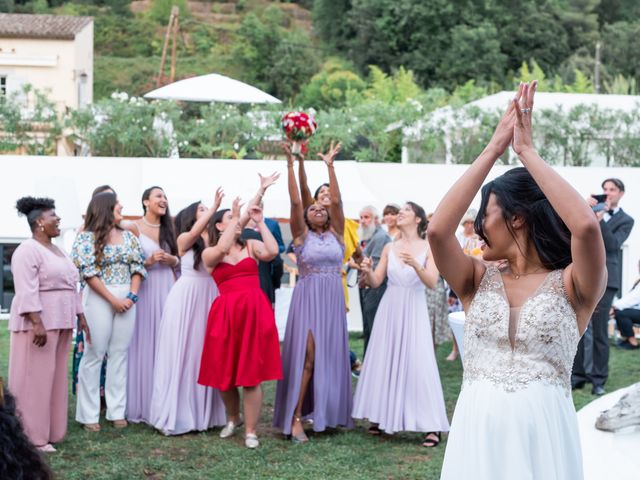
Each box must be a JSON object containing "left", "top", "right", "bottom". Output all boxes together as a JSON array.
[{"left": 607, "top": 209, "right": 616, "bottom": 216}]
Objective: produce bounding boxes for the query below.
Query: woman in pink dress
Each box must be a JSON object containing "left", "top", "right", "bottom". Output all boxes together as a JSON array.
[{"left": 8, "top": 196, "right": 90, "bottom": 452}]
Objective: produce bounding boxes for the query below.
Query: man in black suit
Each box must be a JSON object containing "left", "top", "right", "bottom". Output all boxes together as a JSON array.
[{"left": 572, "top": 178, "right": 635, "bottom": 395}]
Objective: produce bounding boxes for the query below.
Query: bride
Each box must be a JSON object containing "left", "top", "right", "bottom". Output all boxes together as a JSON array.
[{"left": 429, "top": 82, "right": 606, "bottom": 479}]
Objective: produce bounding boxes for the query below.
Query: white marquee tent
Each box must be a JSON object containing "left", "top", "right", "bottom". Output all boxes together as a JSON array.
[
  {"left": 2, "top": 155, "right": 640, "bottom": 293},
  {"left": 403, "top": 91, "right": 640, "bottom": 165}
]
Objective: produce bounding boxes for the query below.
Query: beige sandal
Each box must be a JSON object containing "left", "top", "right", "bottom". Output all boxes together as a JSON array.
[
  {"left": 112, "top": 419, "right": 128, "bottom": 429},
  {"left": 82, "top": 423, "right": 101, "bottom": 432}
]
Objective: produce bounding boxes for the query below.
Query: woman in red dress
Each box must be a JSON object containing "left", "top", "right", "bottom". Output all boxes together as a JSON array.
[{"left": 198, "top": 175, "right": 282, "bottom": 449}]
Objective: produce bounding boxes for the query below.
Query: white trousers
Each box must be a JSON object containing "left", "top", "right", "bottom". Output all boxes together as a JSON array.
[{"left": 76, "top": 284, "right": 136, "bottom": 424}]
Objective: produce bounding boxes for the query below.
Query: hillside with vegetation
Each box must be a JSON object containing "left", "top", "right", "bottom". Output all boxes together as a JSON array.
[{"left": 2, "top": 0, "right": 640, "bottom": 163}]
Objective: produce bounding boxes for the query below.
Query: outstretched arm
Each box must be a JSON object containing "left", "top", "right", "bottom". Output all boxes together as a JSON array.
[
  {"left": 285, "top": 143, "right": 307, "bottom": 241},
  {"left": 177, "top": 187, "right": 224, "bottom": 256},
  {"left": 202, "top": 197, "right": 242, "bottom": 269},
  {"left": 428, "top": 87, "right": 521, "bottom": 303},
  {"left": 238, "top": 172, "right": 280, "bottom": 228},
  {"left": 319, "top": 142, "right": 345, "bottom": 238},
  {"left": 247, "top": 206, "right": 279, "bottom": 262},
  {"left": 297, "top": 147, "right": 315, "bottom": 209},
  {"left": 513, "top": 82, "right": 606, "bottom": 332}
]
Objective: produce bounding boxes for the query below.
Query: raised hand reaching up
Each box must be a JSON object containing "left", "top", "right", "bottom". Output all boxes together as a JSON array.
[
  {"left": 231, "top": 197, "right": 243, "bottom": 219},
  {"left": 248, "top": 205, "right": 264, "bottom": 225},
  {"left": 212, "top": 187, "right": 225, "bottom": 211},
  {"left": 318, "top": 141, "right": 341, "bottom": 167},
  {"left": 512, "top": 80, "right": 537, "bottom": 156},
  {"left": 259, "top": 172, "right": 280, "bottom": 191}
]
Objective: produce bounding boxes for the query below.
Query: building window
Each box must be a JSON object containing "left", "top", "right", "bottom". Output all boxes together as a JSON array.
[
  {"left": 0, "top": 76, "right": 6, "bottom": 96},
  {"left": 0, "top": 244, "right": 18, "bottom": 313}
]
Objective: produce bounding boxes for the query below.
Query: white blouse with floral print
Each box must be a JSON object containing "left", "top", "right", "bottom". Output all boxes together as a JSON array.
[{"left": 72, "top": 230, "right": 147, "bottom": 285}]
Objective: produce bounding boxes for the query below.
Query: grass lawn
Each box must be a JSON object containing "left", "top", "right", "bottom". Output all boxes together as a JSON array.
[{"left": 0, "top": 327, "right": 638, "bottom": 479}]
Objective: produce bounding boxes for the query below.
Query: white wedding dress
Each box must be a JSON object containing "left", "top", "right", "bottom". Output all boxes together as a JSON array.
[{"left": 441, "top": 266, "right": 583, "bottom": 480}]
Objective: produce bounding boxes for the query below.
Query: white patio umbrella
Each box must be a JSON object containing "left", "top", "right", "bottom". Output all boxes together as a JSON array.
[{"left": 143, "top": 73, "right": 281, "bottom": 104}]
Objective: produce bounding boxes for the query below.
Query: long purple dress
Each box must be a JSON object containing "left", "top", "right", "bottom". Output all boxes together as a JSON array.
[
  {"left": 149, "top": 250, "right": 226, "bottom": 435},
  {"left": 127, "top": 233, "right": 175, "bottom": 423},
  {"left": 352, "top": 248, "right": 450, "bottom": 434},
  {"left": 273, "top": 231, "right": 353, "bottom": 434}
]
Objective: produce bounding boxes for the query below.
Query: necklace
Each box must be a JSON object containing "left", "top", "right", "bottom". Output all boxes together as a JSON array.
[
  {"left": 510, "top": 265, "right": 546, "bottom": 280},
  {"left": 142, "top": 216, "right": 161, "bottom": 228}
]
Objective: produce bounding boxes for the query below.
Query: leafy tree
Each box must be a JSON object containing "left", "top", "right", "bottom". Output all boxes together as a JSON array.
[
  {"left": 595, "top": 0, "right": 640, "bottom": 27},
  {"left": 0, "top": 85, "right": 62, "bottom": 155},
  {"left": 553, "top": 0, "right": 600, "bottom": 52},
  {"left": 94, "top": 14, "right": 157, "bottom": 57},
  {"left": 148, "top": 0, "right": 190, "bottom": 24},
  {"left": 312, "top": 0, "right": 353, "bottom": 50},
  {"left": 436, "top": 22, "right": 507, "bottom": 86},
  {"left": 233, "top": 7, "right": 320, "bottom": 100},
  {"left": 490, "top": 2, "right": 571, "bottom": 75},
  {"left": 601, "top": 21, "right": 640, "bottom": 84},
  {"left": 296, "top": 58, "right": 366, "bottom": 109}
]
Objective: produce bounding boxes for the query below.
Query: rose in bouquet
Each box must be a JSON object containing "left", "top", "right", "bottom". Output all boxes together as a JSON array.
[{"left": 281, "top": 111, "right": 317, "bottom": 156}]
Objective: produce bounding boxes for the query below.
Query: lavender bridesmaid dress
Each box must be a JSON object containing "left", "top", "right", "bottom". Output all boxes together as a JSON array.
[
  {"left": 352, "top": 248, "right": 450, "bottom": 434},
  {"left": 273, "top": 231, "right": 353, "bottom": 435},
  {"left": 127, "top": 233, "right": 175, "bottom": 423},
  {"left": 149, "top": 250, "right": 226, "bottom": 435}
]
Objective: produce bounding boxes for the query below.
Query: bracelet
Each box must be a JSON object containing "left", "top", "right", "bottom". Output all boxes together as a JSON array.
[{"left": 126, "top": 292, "right": 139, "bottom": 304}]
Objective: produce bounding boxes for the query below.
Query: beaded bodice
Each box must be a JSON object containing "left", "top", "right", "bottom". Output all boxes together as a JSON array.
[
  {"left": 295, "top": 231, "right": 344, "bottom": 279},
  {"left": 463, "top": 266, "right": 579, "bottom": 394}
]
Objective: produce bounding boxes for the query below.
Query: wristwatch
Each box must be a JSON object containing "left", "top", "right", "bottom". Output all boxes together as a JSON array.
[{"left": 126, "top": 292, "right": 139, "bottom": 304}]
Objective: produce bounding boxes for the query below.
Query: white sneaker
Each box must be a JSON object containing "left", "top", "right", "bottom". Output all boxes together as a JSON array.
[
  {"left": 245, "top": 433, "right": 259, "bottom": 449},
  {"left": 219, "top": 418, "right": 244, "bottom": 439}
]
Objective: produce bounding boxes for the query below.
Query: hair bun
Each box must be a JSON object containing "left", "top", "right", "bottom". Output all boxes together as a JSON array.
[{"left": 15, "top": 196, "right": 55, "bottom": 216}]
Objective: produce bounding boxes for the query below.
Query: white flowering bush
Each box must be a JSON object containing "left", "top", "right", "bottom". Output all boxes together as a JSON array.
[
  {"left": 0, "top": 85, "right": 62, "bottom": 155},
  {"left": 69, "top": 93, "right": 181, "bottom": 157}
]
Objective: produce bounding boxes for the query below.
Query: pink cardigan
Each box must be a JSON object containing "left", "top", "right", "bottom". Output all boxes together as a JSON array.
[{"left": 9, "top": 239, "right": 82, "bottom": 332}]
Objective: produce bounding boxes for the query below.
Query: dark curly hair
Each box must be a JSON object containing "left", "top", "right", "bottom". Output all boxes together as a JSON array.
[
  {"left": 174, "top": 202, "right": 204, "bottom": 270},
  {"left": 208, "top": 209, "right": 245, "bottom": 249},
  {"left": 405, "top": 201, "right": 428, "bottom": 239},
  {"left": 474, "top": 167, "right": 571, "bottom": 270},
  {"left": 0, "top": 379, "right": 53, "bottom": 480},
  {"left": 15, "top": 197, "right": 55, "bottom": 232},
  {"left": 84, "top": 192, "right": 120, "bottom": 265},
  {"left": 141, "top": 186, "right": 178, "bottom": 256}
]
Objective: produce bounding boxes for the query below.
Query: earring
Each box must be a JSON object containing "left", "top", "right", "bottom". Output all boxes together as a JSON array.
[{"left": 39, "top": 224, "right": 44, "bottom": 232}]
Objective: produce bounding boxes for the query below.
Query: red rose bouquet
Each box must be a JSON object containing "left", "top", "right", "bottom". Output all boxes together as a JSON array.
[{"left": 281, "top": 111, "right": 317, "bottom": 156}]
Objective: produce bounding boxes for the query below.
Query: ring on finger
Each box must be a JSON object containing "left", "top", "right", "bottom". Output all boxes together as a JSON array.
[{"left": 520, "top": 108, "right": 531, "bottom": 114}]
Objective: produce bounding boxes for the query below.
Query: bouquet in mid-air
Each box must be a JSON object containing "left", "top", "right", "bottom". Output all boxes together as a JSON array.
[{"left": 281, "top": 111, "right": 317, "bottom": 156}]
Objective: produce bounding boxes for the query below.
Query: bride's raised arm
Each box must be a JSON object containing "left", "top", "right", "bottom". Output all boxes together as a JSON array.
[
  {"left": 428, "top": 85, "right": 521, "bottom": 305},
  {"left": 512, "top": 82, "right": 606, "bottom": 332}
]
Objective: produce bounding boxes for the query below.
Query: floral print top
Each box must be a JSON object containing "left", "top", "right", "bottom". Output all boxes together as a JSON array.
[{"left": 72, "top": 230, "right": 147, "bottom": 285}]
